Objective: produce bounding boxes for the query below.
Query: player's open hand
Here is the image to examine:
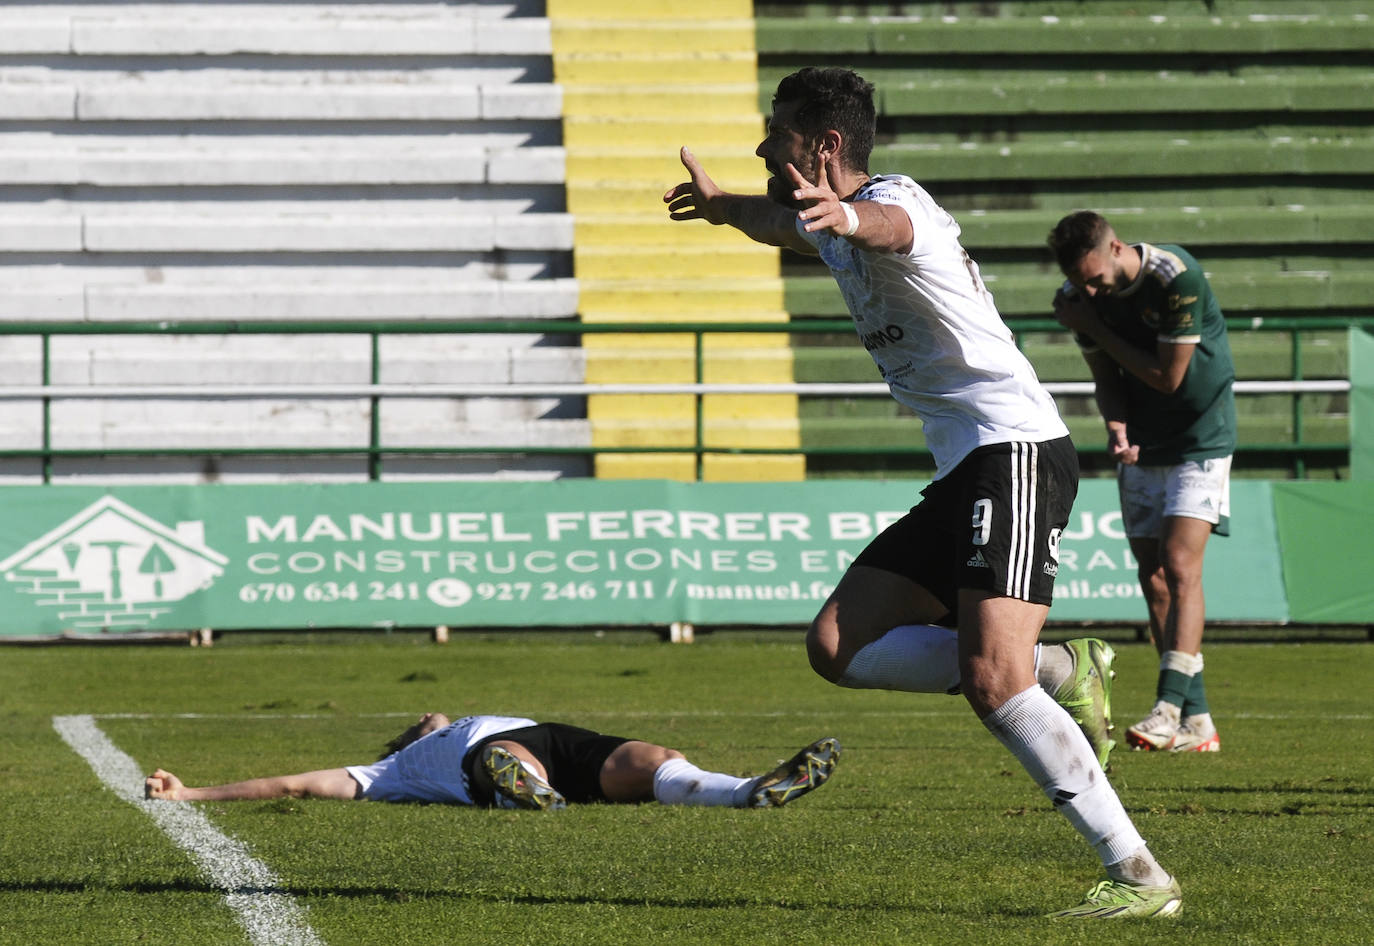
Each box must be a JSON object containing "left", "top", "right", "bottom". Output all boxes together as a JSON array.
[
  {"left": 788, "top": 157, "right": 853, "bottom": 236},
  {"left": 665, "top": 147, "right": 726, "bottom": 225}
]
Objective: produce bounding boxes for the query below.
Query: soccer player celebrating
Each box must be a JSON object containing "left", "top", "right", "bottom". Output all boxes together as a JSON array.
[
  {"left": 146, "top": 712, "right": 838, "bottom": 811},
  {"left": 1048, "top": 210, "right": 1235, "bottom": 754},
  {"left": 665, "top": 67, "right": 1181, "bottom": 918}
]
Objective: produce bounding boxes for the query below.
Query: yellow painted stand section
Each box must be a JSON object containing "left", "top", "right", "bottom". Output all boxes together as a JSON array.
[{"left": 549, "top": 1, "right": 803, "bottom": 481}]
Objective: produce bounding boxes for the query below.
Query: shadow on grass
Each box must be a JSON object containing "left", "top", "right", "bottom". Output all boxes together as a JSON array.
[
  {"left": 1192, "top": 781, "right": 1373, "bottom": 797},
  {"left": 0, "top": 877, "right": 1034, "bottom": 917}
]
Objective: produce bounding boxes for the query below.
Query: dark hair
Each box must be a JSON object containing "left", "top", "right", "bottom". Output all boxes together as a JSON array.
[
  {"left": 379, "top": 719, "right": 428, "bottom": 760},
  {"left": 772, "top": 67, "right": 876, "bottom": 173},
  {"left": 1047, "top": 210, "right": 1113, "bottom": 273}
]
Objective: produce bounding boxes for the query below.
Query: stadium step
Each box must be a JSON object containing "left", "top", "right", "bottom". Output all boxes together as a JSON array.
[
  {"left": 0, "top": 267, "right": 579, "bottom": 322},
  {"left": 0, "top": 4, "right": 552, "bottom": 56},
  {"left": 756, "top": 13, "right": 1374, "bottom": 56},
  {"left": 0, "top": 72, "right": 561, "bottom": 122},
  {"left": 0, "top": 133, "right": 566, "bottom": 187},
  {"left": 0, "top": 206, "right": 573, "bottom": 254}
]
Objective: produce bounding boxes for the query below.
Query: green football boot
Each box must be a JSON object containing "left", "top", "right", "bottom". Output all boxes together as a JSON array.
[
  {"left": 1048, "top": 878, "right": 1183, "bottom": 919},
  {"left": 1051, "top": 638, "right": 1117, "bottom": 771}
]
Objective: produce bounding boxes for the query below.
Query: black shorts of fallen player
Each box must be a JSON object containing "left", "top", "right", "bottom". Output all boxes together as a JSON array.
[{"left": 463, "top": 722, "right": 631, "bottom": 805}]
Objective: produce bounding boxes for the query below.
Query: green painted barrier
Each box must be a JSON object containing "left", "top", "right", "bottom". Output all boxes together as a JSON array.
[
  {"left": 0, "top": 479, "right": 1294, "bottom": 636},
  {"left": 1272, "top": 482, "right": 1374, "bottom": 624},
  {"left": 1352, "top": 328, "right": 1374, "bottom": 481}
]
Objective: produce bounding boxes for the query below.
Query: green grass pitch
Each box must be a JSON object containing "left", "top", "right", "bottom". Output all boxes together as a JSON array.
[{"left": 2, "top": 631, "right": 1371, "bottom": 945}]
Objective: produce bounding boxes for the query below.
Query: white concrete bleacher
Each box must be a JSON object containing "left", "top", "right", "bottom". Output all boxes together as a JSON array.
[{"left": 0, "top": 2, "right": 587, "bottom": 481}]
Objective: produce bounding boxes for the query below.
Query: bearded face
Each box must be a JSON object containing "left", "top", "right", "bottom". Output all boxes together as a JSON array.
[
  {"left": 765, "top": 165, "right": 809, "bottom": 209},
  {"left": 756, "top": 101, "right": 817, "bottom": 210}
]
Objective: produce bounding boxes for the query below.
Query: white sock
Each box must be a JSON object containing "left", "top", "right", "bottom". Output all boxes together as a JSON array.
[
  {"left": 652, "top": 758, "right": 754, "bottom": 807},
  {"left": 1182, "top": 712, "right": 1215, "bottom": 735},
  {"left": 1105, "top": 846, "right": 1174, "bottom": 887},
  {"left": 1161, "top": 649, "right": 1204, "bottom": 675},
  {"left": 983, "top": 685, "right": 1167, "bottom": 881},
  {"left": 837, "top": 627, "right": 1065, "bottom": 697},
  {"left": 1150, "top": 700, "right": 1183, "bottom": 722},
  {"left": 837, "top": 625, "right": 961, "bottom": 694}
]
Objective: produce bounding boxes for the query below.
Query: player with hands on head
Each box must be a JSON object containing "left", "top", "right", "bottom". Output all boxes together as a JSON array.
[
  {"left": 1049, "top": 210, "right": 1236, "bottom": 755},
  {"left": 666, "top": 66, "right": 1181, "bottom": 919},
  {"left": 145, "top": 712, "right": 839, "bottom": 812}
]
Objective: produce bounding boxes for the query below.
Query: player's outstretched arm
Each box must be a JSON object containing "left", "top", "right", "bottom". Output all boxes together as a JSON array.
[
  {"left": 664, "top": 147, "right": 813, "bottom": 254},
  {"left": 144, "top": 767, "right": 360, "bottom": 802}
]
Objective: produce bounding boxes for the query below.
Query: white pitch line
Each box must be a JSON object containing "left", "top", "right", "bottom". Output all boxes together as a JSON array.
[{"left": 52, "top": 715, "right": 326, "bottom": 946}]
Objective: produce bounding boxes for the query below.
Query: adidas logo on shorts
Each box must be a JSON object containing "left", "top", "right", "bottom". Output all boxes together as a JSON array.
[{"left": 966, "top": 550, "right": 990, "bottom": 568}]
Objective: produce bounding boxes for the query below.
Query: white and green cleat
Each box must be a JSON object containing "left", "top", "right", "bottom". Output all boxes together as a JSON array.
[
  {"left": 1048, "top": 878, "right": 1183, "bottom": 919},
  {"left": 1052, "top": 638, "right": 1117, "bottom": 771}
]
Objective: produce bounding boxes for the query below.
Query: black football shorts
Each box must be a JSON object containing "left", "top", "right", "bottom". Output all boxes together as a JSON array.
[
  {"left": 852, "top": 436, "right": 1078, "bottom": 619},
  {"left": 463, "top": 722, "right": 631, "bottom": 805}
]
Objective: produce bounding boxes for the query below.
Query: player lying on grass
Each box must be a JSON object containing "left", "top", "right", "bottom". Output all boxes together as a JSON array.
[{"left": 145, "top": 712, "right": 839, "bottom": 811}]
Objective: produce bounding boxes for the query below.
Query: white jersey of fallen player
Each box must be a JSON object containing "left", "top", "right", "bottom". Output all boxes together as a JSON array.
[
  {"left": 345, "top": 714, "right": 536, "bottom": 805},
  {"left": 796, "top": 174, "right": 1068, "bottom": 479}
]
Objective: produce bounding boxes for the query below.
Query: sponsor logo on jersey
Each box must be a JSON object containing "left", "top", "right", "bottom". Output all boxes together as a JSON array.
[{"left": 860, "top": 324, "right": 905, "bottom": 352}]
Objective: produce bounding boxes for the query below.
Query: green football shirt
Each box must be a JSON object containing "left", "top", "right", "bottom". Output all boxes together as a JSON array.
[{"left": 1065, "top": 242, "right": 1237, "bottom": 465}]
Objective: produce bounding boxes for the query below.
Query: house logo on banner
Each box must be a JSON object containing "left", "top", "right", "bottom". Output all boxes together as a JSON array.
[{"left": 0, "top": 496, "right": 227, "bottom": 631}]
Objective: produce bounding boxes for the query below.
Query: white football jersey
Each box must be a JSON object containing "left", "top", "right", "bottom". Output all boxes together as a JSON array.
[
  {"left": 346, "top": 714, "right": 535, "bottom": 804},
  {"left": 797, "top": 174, "right": 1067, "bottom": 478}
]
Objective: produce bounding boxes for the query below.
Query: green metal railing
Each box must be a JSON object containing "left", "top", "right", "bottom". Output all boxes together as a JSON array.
[{"left": 2, "top": 317, "right": 1367, "bottom": 482}]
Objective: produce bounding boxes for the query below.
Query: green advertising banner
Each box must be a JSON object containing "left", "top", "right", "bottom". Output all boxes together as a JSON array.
[
  {"left": 1272, "top": 481, "right": 1374, "bottom": 623},
  {"left": 0, "top": 479, "right": 1286, "bottom": 637},
  {"left": 1051, "top": 479, "right": 1286, "bottom": 623}
]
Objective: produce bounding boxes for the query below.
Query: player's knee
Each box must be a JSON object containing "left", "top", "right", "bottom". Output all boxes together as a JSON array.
[
  {"left": 1159, "top": 552, "right": 1203, "bottom": 589},
  {"left": 606, "top": 741, "right": 678, "bottom": 778},
  {"left": 958, "top": 656, "right": 1011, "bottom": 717},
  {"left": 805, "top": 621, "right": 847, "bottom": 683},
  {"left": 602, "top": 742, "right": 678, "bottom": 802},
  {"left": 1137, "top": 564, "right": 1169, "bottom": 598}
]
